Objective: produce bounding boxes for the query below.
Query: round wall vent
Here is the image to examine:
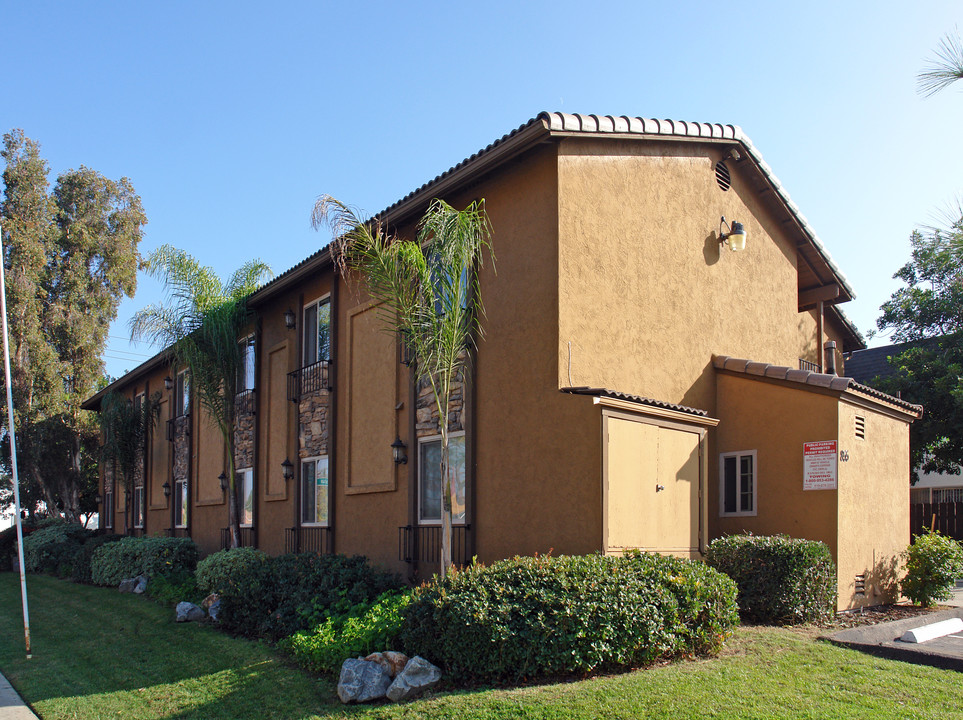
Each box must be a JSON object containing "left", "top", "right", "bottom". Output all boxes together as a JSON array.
[{"left": 715, "top": 160, "right": 731, "bottom": 191}]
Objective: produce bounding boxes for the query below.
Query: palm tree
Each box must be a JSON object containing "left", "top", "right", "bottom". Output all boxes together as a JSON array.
[
  {"left": 130, "top": 245, "right": 271, "bottom": 548},
  {"left": 313, "top": 196, "right": 493, "bottom": 579},
  {"left": 918, "top": 31, "right": 963, "bottom": 98},
  {"left": 98, "top": 390, "right": 161, "bottom": 535}
]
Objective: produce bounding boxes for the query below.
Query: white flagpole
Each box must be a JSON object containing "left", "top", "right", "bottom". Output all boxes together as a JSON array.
[{"left": 0, "top": 220, "right": 31, "bottom": 658}]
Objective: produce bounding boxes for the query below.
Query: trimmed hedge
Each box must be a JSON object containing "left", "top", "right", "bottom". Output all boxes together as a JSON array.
[
  {"left": 400, "top": 552, "right": 739, "bottom": 683},
  {"left": 195, "top": 547, "right": 268, "bottom": 595},
  {"left": 90, "top": 536, "right": 198, "bottom": 586},
  {"left": 22, "top": 522, "right": 90, "bottom": 575},
  {"left": 217, "top": 553, "right": 401, "bottom": 641},
  {"left": 902, "top": 531, "right": 963, "bottom": 606},
  {"left": 282, "top": 590, "right": 412, "bottom": 675},
  {"left": 705, "top": 534, "right": 836, "bottom": 624},
  {"left": 70, "top": 534, "right": 124, "bottom": 584}
]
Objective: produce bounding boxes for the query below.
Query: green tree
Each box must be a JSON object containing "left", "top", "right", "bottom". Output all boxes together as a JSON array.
[
  {"left": 130, "top": 246, "right": 271, "bottom": 547},
  {"left": 313, "top": 196, "right": 492, "bottom": 578},
  {"left": 875, "top": 218, "right": 963, "bottom": 475},
  {"left": 98, "top": 391, "right": 161, "bottom": 534},
  {"left": 918, "top": 31, "right": 963, "bottom": 98},
  {"left": 1, "top": 130, "right": 146, "bottom": 520}
]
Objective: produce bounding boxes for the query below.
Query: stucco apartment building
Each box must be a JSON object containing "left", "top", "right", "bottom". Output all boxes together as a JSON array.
[{"left": 84, "top": 112, "right": 922, "bottom": 610}]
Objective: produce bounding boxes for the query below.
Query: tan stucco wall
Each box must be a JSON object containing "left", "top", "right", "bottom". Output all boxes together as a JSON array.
[
  {"left": 556, "top": 138, "right": 827, "bottom": 415},
  {"left": 714, "top": 373, "right": 840, "bottom": 556},
  {"left": 836, "top": 400, "right": 910, "bottom": 608}
]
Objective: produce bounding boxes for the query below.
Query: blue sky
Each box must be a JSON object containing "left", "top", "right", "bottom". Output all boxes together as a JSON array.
[{"left": 2, "top": 0, "right": 962, "bottom": 378}]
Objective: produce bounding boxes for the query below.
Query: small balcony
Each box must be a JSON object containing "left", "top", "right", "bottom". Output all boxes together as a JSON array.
[
  {"left": 220, "top": 527, "right": 255, "bottom": 550},
  {"left": 285, "top": 526, "right": 334, "bottom": 554},
  {"left": 798, "top": 358, "right": 821, "bottom": 373},
  {"left": 287, "top": 360, "right": 331, "bottom": 402},
  {"left": 235, "top": 388, "right": 256, "bottom": 415},
  {"left": 398, "top": 524, "right": 471, "bottom": 566}
]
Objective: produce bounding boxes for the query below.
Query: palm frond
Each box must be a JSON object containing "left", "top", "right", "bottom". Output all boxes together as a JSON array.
[{"left": 918, "top": 31, "right": 963, "bottom": 98}]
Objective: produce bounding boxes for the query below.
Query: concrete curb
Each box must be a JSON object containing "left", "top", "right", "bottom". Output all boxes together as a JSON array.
[
  {"left": 0, "top": 671, "right": 38, "bottom": 719},
  {"left": 827, "top": 608, "right": 963, "bottom": 672}
]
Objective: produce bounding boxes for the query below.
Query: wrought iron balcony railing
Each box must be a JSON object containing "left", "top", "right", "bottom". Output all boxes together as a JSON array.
[
  {"left": 220, "top": 527, "right": 255, "bottom": 550},
  {"left": 285, "top": 525, "right": 334, "bottom": 554},
  {"left": 287, "top": 360, "right": 331, "bottom": 402},
  {"left": 398, "top": 524, "right": 471, "bottom": 566}
]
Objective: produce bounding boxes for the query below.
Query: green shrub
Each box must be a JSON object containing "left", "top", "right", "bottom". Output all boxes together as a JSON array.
[
  {"left": 282, "top": 590, "right": 412, "bottom": 674},
  {"left": 70, "top": 534, "right": 124, "bottom": 584},
  {"left": 218, "top": 553, "right": 401, "bottom": 640},
  {"left": 901, "top": 531, "right": 963, "bottom": 606},
  {"left": 22, "top": 523, "right": 89, "bottom": 575},
  {"left": 148, "top": 570, "right": 204, "bottom": 607},
  {"left": 400, "top": 553, "right": 738, "bottom": 683},
  {"left": 705, "top": 534, "right": 837, "bottom": 624},
  {"left": 90, "top": 536, "right": 198, "bottom": 586},
  {"left": 195, "top": 547, "right": 268, "bottom": 595}
]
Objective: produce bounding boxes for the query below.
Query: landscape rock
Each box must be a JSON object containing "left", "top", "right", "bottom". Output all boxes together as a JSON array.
[
  {"left": 208, "top": 598, "right": 221, "bottom": 622},
  {"left": 118, "top": 578, "right": 137, "bottom": 593},
  {"left": 364, "top": 651, "right": 408, "bottom": 678},
  {"left": 201, "top": 593, "right": 220, "bottom": 610},
  {"left": 132, "top": 574, "right": 149, "bottom": 594},
  {"left": 386, "top": 656, "right": 442, "bottom": 703},
  {"left": 175, "top": 601, "right": 206, "bottom": 623},
  {"left": 337, "top": 658, "right": 392, "bottom": 703}
]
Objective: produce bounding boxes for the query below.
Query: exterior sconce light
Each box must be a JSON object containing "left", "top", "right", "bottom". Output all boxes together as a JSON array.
[
  {"left": 391, "top": 436, "right": 408, "bottom": 465},
  {"left": 281, "top": 458, "right": 294, "bottom": 482},
  {"left": 162, "top": 481, "right": 172, "bottom": 499},
  {"left": 719, "top": 216, "right": 747, "bottom": 252},
  {"left": 219, "top": 472, "right": 229, "bottom": 492},
  {"left": 95, "top": 493, "right": 103, "bottom": 505},
  {"left": 283, "top": 308, "right": 297, "bottom": 330},
  {"left": 164, "top": 376, "right": 174, "bottom": 391}
]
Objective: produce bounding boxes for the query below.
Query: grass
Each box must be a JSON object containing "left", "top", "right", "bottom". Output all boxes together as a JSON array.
[{"left": 1, "top": 573, "right": 962, "bottom": 719}]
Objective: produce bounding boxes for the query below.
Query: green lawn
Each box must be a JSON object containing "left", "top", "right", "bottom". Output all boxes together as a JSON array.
[{"left": 1, "top": 574, "right": 962, "bottom": 719}]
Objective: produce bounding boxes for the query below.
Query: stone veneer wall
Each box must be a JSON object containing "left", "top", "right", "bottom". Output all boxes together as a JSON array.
[
  {"left": 173, "top": 416, "right": 190, "bottom": 482},
  {"left": 234, "top": 392, "right": 256, "bottom": 469},
  {"left": 133, "top": 447, "right": 144, "bottom": 489},
  {"left": 415, "top": 367, "right": 465, "bottom": 439},
  {"left": 298, "top": 388, "right": 330, "bottom": 459},
  {"left": 104, "top": 462, "right": 115, "bottom": 492}
]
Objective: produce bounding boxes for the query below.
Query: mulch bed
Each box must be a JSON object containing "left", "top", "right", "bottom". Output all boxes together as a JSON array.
[{"left": 823, "top": 603, "right": 944, "bottom": 630}]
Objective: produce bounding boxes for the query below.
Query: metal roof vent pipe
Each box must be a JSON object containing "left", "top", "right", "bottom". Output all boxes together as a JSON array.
[{"left": 824, "top": 340, "right": 837, "bottom": 376}]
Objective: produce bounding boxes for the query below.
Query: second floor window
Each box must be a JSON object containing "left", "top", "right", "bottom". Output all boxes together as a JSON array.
[
  {"left": 175, "top": 370, "right": 190, "bottom": 418},
  {"left": 238, "top": 335, "right": 255, "bottom": 391},
  {"left": 303, "top": 297, "right": 331, "bottom": 366}
]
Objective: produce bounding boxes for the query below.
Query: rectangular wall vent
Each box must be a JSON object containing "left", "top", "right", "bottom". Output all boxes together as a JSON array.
[
  {"left": 855, "top": 574, "right": 866, "bottom": 596},
  {"left": 854, "top": 415, "right": 866, "bottom": 440}
]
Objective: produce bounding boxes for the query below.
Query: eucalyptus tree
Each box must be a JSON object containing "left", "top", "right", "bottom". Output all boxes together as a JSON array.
[
  {"left": 130, "top": 246, "right": 271, "bottom": 548},
  {"left": 98, "top": 390, "right": 161, "bottom": 534},
  {"left": 1, "top": 130, "right": 146, "bottom": 520},
  {"left": 313, "top": 196, "right": 492, "bottom": 578},
  {"left": 918, "top": 31, "right": 963, "bottom": 97}
]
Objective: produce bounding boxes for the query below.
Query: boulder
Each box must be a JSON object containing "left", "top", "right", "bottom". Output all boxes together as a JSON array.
[
  {"left": 132, "top": 575, "right": 149, "bottom": 594},
  {"left": 337, "top": 658, "right": 392, "bottom": 703},
  {"left": 201, "top": 593, "right": 220, "bottom": 610},
  {"left": 208, "top": 598, "right": 221, "bottom": 622},
  {"left": 364, "top": 651, "right": 408, "bottom": 678},
  {"left": 118, "top": 578, "right": 137, "bottom": 593},
  {"left": 386, "top": 656, "right": 442, "bottom": 703},
  {"left": 175, "top": 601, "right": 206, "bottom": 623}
]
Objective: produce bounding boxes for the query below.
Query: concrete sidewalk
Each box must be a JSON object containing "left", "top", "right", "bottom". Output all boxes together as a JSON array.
[
  {"left": 829, "top": 591, "right": 963, "bottom": 671},
  {"left": 0, "top": 672, "right": 36, "bottom": 720}
]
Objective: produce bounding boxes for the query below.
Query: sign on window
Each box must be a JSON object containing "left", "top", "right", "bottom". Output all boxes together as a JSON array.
[{"left": 803, "top": 441, "right": 837, "bottom": 491}]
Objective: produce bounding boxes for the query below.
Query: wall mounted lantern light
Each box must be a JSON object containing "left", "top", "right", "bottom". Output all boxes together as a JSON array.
[
  {"left": 219, "top": 472, "right": 229, "bottom": 492},
  {"left": 391, "top": 436, "right": 408, "bottom": 465},
  {"left": 162, "top": 481, "right": 172, "bottom": 499},
  {"left": 281, "top": 458, "right": 294, "bottom": 482},
  {"left": 719, "top": 216, "right": 747, "bottom": 252},
  {"left": 283, "top": 308, "right": 297, "bottom": 330},
  {"left": 164, "top": 376, "right": 174, "bottom": 391}
]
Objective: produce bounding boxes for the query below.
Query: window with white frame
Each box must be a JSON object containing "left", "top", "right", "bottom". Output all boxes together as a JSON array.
[
  {"left": 175, "top": 370, "right": 190, "bottom": 418},
  {"left": 174, "top": 479, "right": 188, "bottom": 528},
  {"left": 237, "top": 335, "right": 255, "bottom": 391},
  {"left": 418, "top": 433, "right": 466, "bottom": 525},
  {"left": 302, "top": 297, "right": 331, "bottom": 366},
  {"left": 301, "top": 457, "right": 329, "bottom": 526},
  {"left": 720, "top": 451, "right": 756, "bottom": 517},
  {"left": 133, "top": 486, "right": 144, "bottom": 528},
  {"left": 239, "top": 468, "right": 254, "bottom": 527},
  {"left": 104, "top": 490, "right": 114, "bottom": 529}
]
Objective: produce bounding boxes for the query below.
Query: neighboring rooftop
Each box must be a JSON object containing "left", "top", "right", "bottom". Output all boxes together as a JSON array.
[{"left": 845, "top": 338, "right": 942, "bottom": 386}]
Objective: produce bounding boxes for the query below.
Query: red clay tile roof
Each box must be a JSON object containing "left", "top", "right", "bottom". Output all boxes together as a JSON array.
[{"left": 561, "top": 386, "right": 709, "bottom": 417}]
